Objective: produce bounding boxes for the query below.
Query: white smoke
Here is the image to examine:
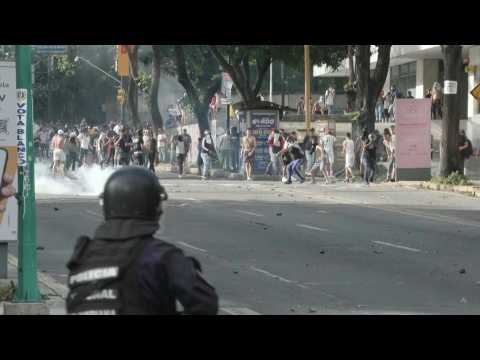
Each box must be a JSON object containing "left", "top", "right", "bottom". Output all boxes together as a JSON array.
[{"left": 35, "top": 162, "right": 115, "bottom": 196}]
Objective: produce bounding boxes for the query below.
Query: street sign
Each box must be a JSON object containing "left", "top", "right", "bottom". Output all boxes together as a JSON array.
[
  {"left": 33, "top": 45, "right": 67, "bottom": 54},
  {"left": 471, "top": 83, "right": 480, "bottom": 101},
  {"left": 444, "top": 80, "right": 458, "bottom": 95}
]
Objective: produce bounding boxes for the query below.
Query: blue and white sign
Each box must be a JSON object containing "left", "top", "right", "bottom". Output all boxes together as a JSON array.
[{"left": 33, "top": 45, "right": 67, "bottom": 54}]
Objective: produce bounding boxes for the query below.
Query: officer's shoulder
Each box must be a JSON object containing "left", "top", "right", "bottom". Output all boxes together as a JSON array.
[{"left": 144, "top": 237, "right": 185, "bottom": 256}]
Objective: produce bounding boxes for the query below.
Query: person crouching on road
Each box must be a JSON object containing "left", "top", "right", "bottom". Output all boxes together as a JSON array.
[
  {"left": 285, "top": 139, "right": 305, "bottom": 184},
  {"left": 65, "top": 167, "right": 219, "bottom": 315}
]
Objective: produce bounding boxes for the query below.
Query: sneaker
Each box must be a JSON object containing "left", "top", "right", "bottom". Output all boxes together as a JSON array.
[
  {"left": 201, "top": 176, "right": 207, "bottom": 180},
  {"left": 284, "top": 180, "right": 292, "bottom": 184},
  {"left": 247, "top": 177, "right": 252, "bottom": 181},
  {"left": 299, "top": 178, "right": 305, "bottom": 184}
]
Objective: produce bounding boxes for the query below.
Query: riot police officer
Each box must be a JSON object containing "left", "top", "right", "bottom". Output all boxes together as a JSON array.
[{"left": 65, "top": 167, "right": 218, "bottom": 315}]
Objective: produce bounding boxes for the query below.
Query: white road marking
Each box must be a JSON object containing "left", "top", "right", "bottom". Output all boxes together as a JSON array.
[
  {"left": 84, "top": 210, "right": 103, "bottom": 218},
  {"left": 250, "top": 266, "right": 294, "bottom": 284},
  {"left": 220, "top": 307, "right": 261, "bottom": 315},
  {"left": 235, "top": 210, "right": 264, "bottom": 217},
  {"left": 372, "top": 240, "right": 422, "bottom": 253},
  {"left": 177, "top": 241, "right": 208, "bottom": 253},
  {"left": 176, "top": 197, "right": 197, "bottom": 201},
  {"left": 296, "top": 223, "right": 330, "bottom": 232},
  {"left": 316, "top": 210, "right": 328, "bottom": 214}
]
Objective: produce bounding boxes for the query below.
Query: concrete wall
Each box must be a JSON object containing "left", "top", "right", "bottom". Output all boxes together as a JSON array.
[{"left": 415, "top": 59, "right": 440, "bottom": 98}]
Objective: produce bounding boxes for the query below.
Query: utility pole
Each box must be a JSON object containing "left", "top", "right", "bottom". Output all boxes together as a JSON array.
[
  {"left": 269, "top": 61, "right": 273, "bottom": 102},
  {"left": 281, "top": 61, "right": 285, "bottom": 121},
  {"left": 304, "top": 45, "right": 312, "bottom": 131},
  {"left": 15, "top": 45, "right": 41, "bottom": 303}
]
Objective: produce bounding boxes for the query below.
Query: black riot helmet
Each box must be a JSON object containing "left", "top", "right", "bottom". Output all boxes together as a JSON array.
[{"left": 101, "top": 167, "right": 168, "bottom": 221}]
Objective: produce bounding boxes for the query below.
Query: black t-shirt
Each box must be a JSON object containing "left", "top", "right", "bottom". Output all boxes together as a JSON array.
[
  {"left": 118, "top": 136, "right": 132, "bottom": 153},
  {"left": 133, "top": 137, "right": 144, "bottom": 152}
]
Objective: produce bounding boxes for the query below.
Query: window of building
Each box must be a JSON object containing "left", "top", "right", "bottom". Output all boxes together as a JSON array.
[{"left": 390, "top": 61, "right": 417, "bottom": 97}]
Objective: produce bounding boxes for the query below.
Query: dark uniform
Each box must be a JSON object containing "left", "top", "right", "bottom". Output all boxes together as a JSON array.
[{"left": 66, "top": 167, "right": 218, "bottom": 315}]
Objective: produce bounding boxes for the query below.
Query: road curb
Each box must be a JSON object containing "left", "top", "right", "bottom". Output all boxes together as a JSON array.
[
  {"left": 392, "top": 181, "right": 480, "bottom": 198},
  {"left": 7, "top": 254, "right": 68, "bottom": 299}
]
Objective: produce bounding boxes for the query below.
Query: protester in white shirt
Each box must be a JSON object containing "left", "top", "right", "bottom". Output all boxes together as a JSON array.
[
  {"left": 77, "top": 129, "right": 91, "bottom": 167},
  {"left": 322, "top": 129, "right": 336, "bottom": 177}
]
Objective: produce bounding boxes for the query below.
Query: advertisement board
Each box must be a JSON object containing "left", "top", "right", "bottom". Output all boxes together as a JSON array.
[
  {"left": 394, "top": 99, "right": 431, "bottom": 180},
  {"left": 250, "top": 112, "right": 277, "bottom": 174},
  {"left": 0, "top": 62, "right": 18, "bottom": 241}
]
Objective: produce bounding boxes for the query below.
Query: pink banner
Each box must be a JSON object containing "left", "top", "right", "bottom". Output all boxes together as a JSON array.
[{"left": 395, "top": 99, "right": 431, "bottom": 169}]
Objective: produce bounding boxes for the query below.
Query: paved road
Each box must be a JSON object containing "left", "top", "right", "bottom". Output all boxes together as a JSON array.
[{"left": 11, "top": 173, "right": 480, "bottom": 314}]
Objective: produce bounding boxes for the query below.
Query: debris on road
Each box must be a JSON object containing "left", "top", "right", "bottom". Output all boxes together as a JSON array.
[
  {"left": 276, "top": 212, "right": 282, "bottom": 216},
  {"left": 54, "top": 207, "right": 60, "bottom": 211},
  {"left": 36, "top": 246, "right": 45, "bottom": 251},
  {"left": 290, "top": 307, "right": 296, "bottom": 312},
  {"left": 373, "top": 250, "right": 382, "bottom": 254},
  {"left": 233, "top": 270, "right": 239, "bottom": 275},
  {"left": 319, "top": 250, "right": 325, "bottom": 255},
  {"left": 460, "top": 297, "right": 468, "bottom": 303},
  {"left": 459, "top": 268, "right": 467, "bottom": 274},
  {"left": 309, "top": 307, "right": 317, "bottom": 313}
]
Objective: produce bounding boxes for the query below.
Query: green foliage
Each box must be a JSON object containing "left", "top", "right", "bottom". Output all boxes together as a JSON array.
[
  {"left": 32, "top": 45, "right": 118, "bottom": 125},
  {"left": 0, "top": 281, "right": 16, "bottom": 302},
  {"left": 432, "top": 172, "right": 473, "bottom": 186},
  {"left": 136, "top": 71, "right": 152, "bottom": 94},
  {"left": 55, "top": 56, "right": 77, "bottom": 77}
]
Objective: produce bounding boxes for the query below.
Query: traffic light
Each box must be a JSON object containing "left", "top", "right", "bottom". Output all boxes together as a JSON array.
[{"left": 117, "top": 88, "right": 126, "bottom": 105}]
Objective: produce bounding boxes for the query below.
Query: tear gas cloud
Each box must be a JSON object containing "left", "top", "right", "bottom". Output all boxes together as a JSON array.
[{"left": 35, "top": 162, "right": 115, "bottom": 196}]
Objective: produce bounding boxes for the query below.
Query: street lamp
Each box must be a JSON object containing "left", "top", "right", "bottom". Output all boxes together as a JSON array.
[
  {"left": 74, "top": 56, "right": 121, "bottom": 85},
  {"left": 74, "top": 55, "right": 125, "bottom": 123}
]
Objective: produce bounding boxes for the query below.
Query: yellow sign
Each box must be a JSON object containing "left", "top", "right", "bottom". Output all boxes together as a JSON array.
[
  {"left": 116, "top": 45, "right": 129, "bottom": 77},
  {"left": 471, "top": 83, "right": 480, "bottom": 101},
  {"left": 465, "top": 65, "right": 478, "bottom": 73}
]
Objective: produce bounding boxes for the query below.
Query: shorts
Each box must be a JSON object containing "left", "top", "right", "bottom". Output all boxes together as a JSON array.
[
  {"left": 345, "top": 154, "right": 354, "bottom": 168},
  {"left": 244, "top": 152, "right": 255, "bottom": 163},
  {"left": 311, "top": 160, "right": 325, "bottom": 173},
  {"left": 53, "top": 149, "right": 65, "bottom": 162},
  {"left": 325, "top": 151, "right": 334, "bottom": 165}
]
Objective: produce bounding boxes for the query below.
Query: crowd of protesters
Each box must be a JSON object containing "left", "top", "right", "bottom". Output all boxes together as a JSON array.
[{"left": 33, "top": 119, "right": 179, "bottom": 177}]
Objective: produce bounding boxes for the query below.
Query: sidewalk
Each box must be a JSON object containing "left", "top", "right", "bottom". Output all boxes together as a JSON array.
[
  {"left": 390, "top": 180, "right": 480, "bottom": 198},
  {"left": 0, "top": 254, "right": 67, "bottom": 315}
]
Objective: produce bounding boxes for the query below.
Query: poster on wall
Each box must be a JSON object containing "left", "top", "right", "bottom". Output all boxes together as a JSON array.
[
  {"left": 0, "top": 62, "right": 18, "bottom": 241},
  {"left": 394, "top": 99, "right": 431, "bottom": 181},
  {"left": 250, "top": 112, "right": 277, "bottom": 174}
]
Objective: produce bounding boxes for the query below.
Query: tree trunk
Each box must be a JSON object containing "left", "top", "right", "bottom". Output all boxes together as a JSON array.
[
  {"left": 355, "top": 45, "right": 392, "bottom": 133},
  {"left": 150, "top": 45, "right": 163, "bottom": 133},
  {"left": 126, "top": 45, "right": 140, "bottom": 126},
  {"left": 348, "top": 45, "right": 355, "bottom": 84},
  {"left": 174, "top": 45, "right": 210, "bottom": 134},
  {"left": 355, "top": 45, "right": 370, "bottom": 112},
  {"left": 440, "top": 45, "right": 463, "bottom": 177}
]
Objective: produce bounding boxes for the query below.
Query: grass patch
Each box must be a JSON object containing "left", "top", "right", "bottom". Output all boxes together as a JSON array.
[
  {"left": 0, "top": 281, "right": 16, "bottom": 302},
  {"left": 431, "top": 172, "right": 473, "bottom": 186}
]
